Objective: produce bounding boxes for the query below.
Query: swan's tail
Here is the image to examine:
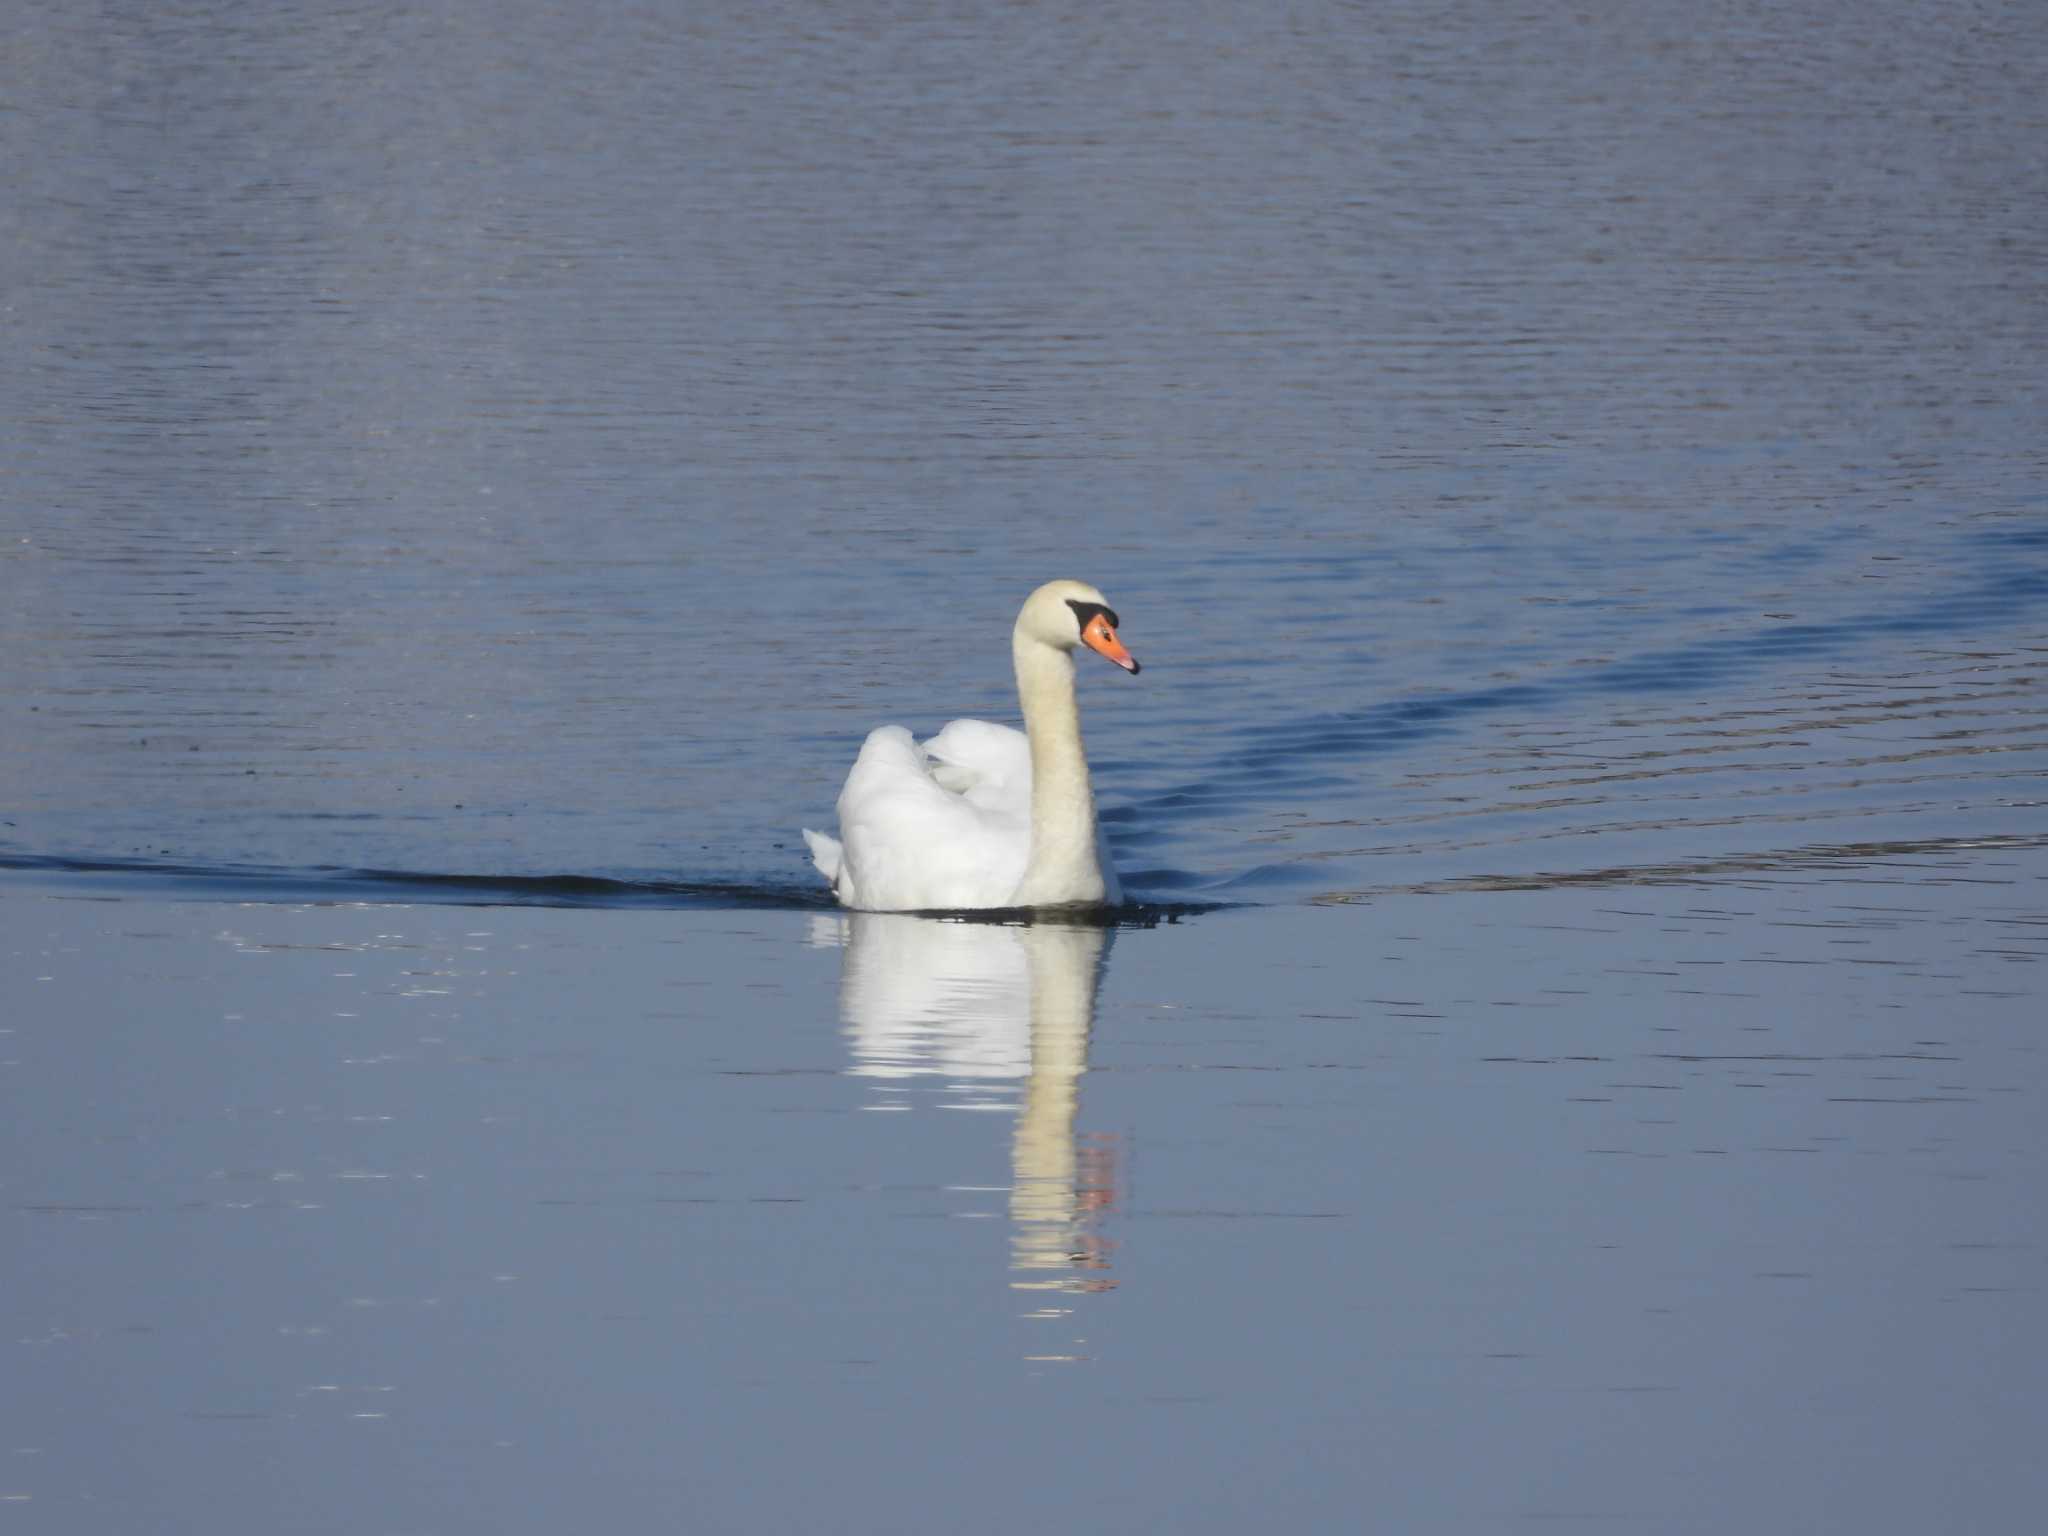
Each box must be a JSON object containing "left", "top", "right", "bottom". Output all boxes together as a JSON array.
[{"left": 801, "top": 828, "right": 843, "bottom": 893}]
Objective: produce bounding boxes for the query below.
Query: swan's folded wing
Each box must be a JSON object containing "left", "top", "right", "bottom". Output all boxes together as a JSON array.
[
  {"left": 836, "top": 725, "right": 1028, "bottom": 909},
  {"left": 919, "top": 718, "right": 1032, "bottom": 818}
]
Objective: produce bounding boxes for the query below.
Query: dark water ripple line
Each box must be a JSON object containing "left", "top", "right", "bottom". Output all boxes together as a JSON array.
[
  {"left": 0, "top": 852, "right": 837, "bottom": 912},
  {"left": 1311, "top": 830, "right": 2048, "bottom": 900},
  {"left": 1110, "top": 559, "right": 2048, "bottom": 840},
  {"left": 0, "top": 851, "right": 1225, "bottom": 923}
]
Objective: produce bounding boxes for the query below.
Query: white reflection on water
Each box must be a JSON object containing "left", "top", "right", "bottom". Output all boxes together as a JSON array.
[{"left": 814, "top": 913, "right": 1118, "bottom": 1299}]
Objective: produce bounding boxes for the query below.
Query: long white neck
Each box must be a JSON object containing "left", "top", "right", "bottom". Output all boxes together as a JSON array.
[{"left": 1008, "top": 631, "right": 1109, "bottom": 907}]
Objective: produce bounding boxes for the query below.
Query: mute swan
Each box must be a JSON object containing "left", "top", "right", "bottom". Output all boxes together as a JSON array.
[{"left": 802, "top": 579, "right": 1140, "bottom": 912}]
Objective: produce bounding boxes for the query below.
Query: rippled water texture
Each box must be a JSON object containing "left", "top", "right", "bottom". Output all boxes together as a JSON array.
[
  {"left": 2, "top": 0, "right": 2045, "bottom": 1531},
  {"left": 4, "top": 0, "right": 2043, "bottom": 895}
]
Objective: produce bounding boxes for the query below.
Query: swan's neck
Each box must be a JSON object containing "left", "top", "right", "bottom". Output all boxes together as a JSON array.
[{"left": 1010, "top": 633, "right": 1108, "bottom": 907}]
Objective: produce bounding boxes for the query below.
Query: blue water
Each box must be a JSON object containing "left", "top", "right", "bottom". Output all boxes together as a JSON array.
[{"left": 3, "top": 1, "right": 2045, "bottom": 1531}]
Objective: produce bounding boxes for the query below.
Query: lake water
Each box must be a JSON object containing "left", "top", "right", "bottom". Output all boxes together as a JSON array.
[{"left": 3, "top": 1, "right": 2045, "bottom": 1531}]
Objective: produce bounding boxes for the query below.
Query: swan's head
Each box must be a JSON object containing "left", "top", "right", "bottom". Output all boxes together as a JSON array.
[{"left": 1016, "top": 579, "right": 1140, "bottom": 675}]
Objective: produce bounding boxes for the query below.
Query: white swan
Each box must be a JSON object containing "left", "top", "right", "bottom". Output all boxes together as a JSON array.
[{"left": 802, "top": 579, "right": 1140, "bottom": 911}]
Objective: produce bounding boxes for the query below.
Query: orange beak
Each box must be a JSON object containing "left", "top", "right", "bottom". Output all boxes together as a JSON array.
[{"left": 1080, "top": 613, "right": 1140, "bottom": 675}]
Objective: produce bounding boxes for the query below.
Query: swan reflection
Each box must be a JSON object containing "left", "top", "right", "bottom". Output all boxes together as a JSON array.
[{"left": 812, "top": 912, "right": 1117, "bottom": 1294}]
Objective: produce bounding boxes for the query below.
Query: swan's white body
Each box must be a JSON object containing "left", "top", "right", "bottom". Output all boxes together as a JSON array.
[{"left": 802, "top": 580, "right": 1138, "bottom": 912}]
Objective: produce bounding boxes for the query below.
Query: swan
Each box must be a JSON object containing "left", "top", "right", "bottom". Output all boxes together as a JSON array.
[{"left": 801, "top": 579, "right": 1140, "bottom": 912}]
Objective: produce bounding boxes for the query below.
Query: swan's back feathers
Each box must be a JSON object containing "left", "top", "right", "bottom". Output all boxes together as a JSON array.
[
  {"left": 828, "top": 725, "right": 1030, "bottom": 910},
  {"left": 920, "top": 718, "right": 1032, "bottom": 817}
]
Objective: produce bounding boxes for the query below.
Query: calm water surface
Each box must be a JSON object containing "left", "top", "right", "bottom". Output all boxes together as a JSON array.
[
  {"left": 3, "top": 0, "right": 2045, "bottom": 1531},
  {"left": 6, "top": 882, "right": 2046, "bottom": 1532}
]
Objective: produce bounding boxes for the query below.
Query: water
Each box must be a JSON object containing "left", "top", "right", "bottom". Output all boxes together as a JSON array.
[
  {"left": 3, "top": 1, "right": 2046, "bottom": 1530},
  {"left": 7, "top": 888, "right": 2045, "bottom": 1531}
]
